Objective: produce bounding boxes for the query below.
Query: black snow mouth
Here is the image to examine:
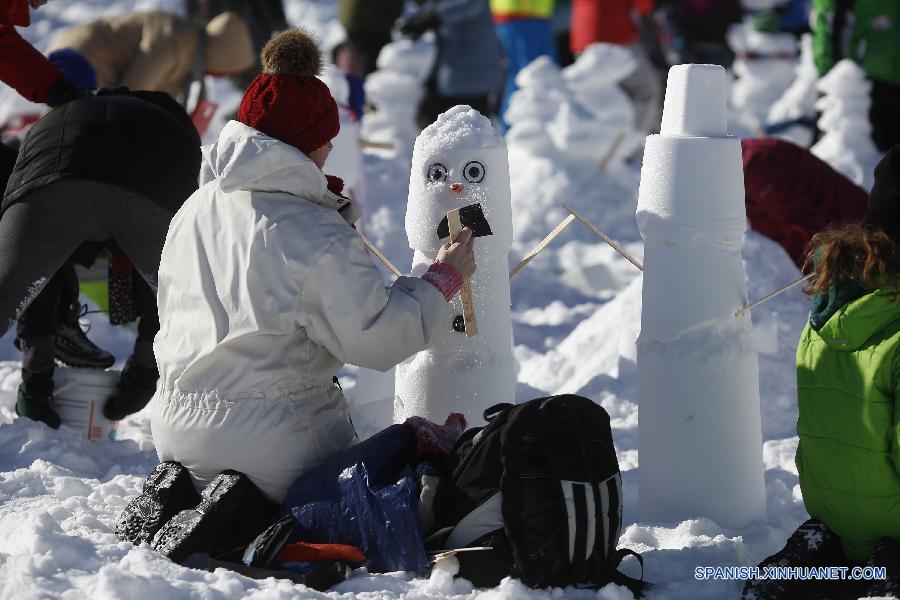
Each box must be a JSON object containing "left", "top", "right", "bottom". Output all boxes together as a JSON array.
[{"left": 437, "top": 203, "right": 493, "bottom": 240}]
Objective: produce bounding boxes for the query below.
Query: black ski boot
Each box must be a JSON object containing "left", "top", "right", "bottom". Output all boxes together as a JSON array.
[
  {"left": 116, "top": 462, "right": 201, "bottom": 545},
  {"left": 54, "top": 303, "right": 115, "bottom": 369},
  {"left": 742, "top": 518, "right": 847, "bottom": 600},
  {"left": 103, "top": 356, "right": 159, "bottom": 421},
  {"left": 865, "top": 538, "right": 900, "bottom": 598},
  {"left": 151, "top": 470, "right": 259, "bottom": 564},
  {"left": 15, "top": 369, "right": 60, "bottom": 429}
]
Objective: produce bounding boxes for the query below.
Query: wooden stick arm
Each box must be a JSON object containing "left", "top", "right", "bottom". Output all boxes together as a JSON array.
[
  {"left": 509, "top": 214, "right": 576, "bottom": 280},
  {"left": 359, "top": 233, "right": 403, "bottom": 278},
  {"left": 448, "top": 208, "right": 478, "bottom": 337},
  {"left": 563, "top": 204, "right": 644, "bottom": 272},
  {"left": 735, "top": 273, "right": 813, "bottom": 317}
]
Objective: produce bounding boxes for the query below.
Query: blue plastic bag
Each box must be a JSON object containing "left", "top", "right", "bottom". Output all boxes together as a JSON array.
[{"left": 291, "top": 462, "right": 430, "bottom": 573}]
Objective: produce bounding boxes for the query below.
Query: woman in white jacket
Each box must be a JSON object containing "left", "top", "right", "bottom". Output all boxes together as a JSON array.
[{"left": 149, "top": 30, "right": 475, "bottom": 506}]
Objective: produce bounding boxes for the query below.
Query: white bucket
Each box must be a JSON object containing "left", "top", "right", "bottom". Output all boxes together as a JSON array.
[{"left": 52, "top": 367, "right": 120, "bottom": 441}]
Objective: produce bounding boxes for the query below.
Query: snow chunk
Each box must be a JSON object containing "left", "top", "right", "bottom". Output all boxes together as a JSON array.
[{"left": 414, "top": 105, "right": 505, "bottom": 157}]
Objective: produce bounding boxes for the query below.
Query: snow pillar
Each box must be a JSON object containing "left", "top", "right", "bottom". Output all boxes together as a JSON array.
[{"left": 636, "top": 65, "right": 766, "bottom": 529}]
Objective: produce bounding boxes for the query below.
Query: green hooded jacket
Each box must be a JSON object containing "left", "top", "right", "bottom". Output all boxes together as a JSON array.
[
  {"left": 812, "top": 0, "right": 900, "bottom": 86},
  {"left": 796, "top": 286, "right": 900, "bottom": 561}
]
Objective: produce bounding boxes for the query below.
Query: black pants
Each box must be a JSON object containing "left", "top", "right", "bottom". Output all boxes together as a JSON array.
[
  {"left": 16, "top": 263, "right": 79, "bottom": 339},
  {"left": 0, "top": 180, "right": 172, "bottom": 368},
  {"left": 870, "top": 79, "right": 900, "bottom": 153}
]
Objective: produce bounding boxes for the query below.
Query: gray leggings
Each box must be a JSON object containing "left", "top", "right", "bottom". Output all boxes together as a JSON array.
[{"left": 0, "top": 179, "right": 173, "bottom": 338}]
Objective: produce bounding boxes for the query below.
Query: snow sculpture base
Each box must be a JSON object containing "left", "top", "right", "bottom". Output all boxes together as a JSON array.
[{"left": 637, "top": 65, "right": 766, "bottom": 529}]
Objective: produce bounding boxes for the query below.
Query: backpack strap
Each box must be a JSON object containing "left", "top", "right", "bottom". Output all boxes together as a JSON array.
[
  {"left": 611, "top": 548, "right": 644, "bottom": 581},
  {"left": 482, "top": 403, "right": 514, "bottom": 422},
  {"left": 609, "top": 549, "right": 651, "bottom": 597}
]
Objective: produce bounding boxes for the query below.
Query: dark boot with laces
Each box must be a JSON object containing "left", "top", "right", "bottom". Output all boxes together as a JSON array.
[
  {"left": 15, "top": 369, "right": 61, "bottom": 429},
  {"left": 742, "top": 518, "right": 850, "bottom": 600},
  {"left": 54, "top": 303, "right": 115, "bottom": 369},
  {"left": 103, "top": 355, "right": 159, "bottom": 421}
]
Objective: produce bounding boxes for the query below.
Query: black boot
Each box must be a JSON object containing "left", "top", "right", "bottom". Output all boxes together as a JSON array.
[
  {"left": 866, "top": 538, "right": 900, "bottom": 598},
  {"left": 116, "top": 462, "right": 201, "bottom": 545},
  {"left": 103, "top": 356, "right": 158, "bottom": 421},
  {"left": 742, "top": 518, "right": 847, "bottom": 600},
  {"left": 53, "top": 302, "right": 115, "bottom": 369},
  {"left": 151, "top": 470, "right": 261, "bottom": 564},
  {"left": 15, "top": 369, "right": 60, "bottom": 429}
]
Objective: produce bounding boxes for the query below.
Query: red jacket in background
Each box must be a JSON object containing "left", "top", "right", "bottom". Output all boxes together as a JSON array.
[
  {"left": 0, "top": 0, "right": 63, "bottom": 103},
  {"left": 570, "top": 0, "right": 653, "bottom": 53},
  {"left": 742, "top": 138, "right": 869, "bottom": 268}
]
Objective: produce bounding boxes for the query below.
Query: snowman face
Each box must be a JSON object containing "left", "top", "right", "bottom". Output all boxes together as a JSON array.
[{"left": 406, "top": 146, "right": 513, "bottom": 256}]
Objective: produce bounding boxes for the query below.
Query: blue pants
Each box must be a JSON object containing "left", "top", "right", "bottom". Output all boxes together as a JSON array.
[{"left": 495, "top": 18, "right": 557, "bottom": 129}]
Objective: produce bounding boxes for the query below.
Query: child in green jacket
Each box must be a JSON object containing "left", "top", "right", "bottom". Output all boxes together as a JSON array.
[{"left": 744, "top": 145, "right": 900, "bottom": 599}]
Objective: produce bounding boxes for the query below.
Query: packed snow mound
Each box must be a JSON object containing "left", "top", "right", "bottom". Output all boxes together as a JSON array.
[
  {"left": 514, "top": 55, "right": 567, "bottom": 90},
  {"left": 375, "top": 38, "right": 436, "bottom": 82},
  {"left": 563, "top": 43, "right": 636, "bottom": 87},
  {"left": 811, "top": 59, "right": 882, "bottom": 191},
  {"left": 766, "top": 34, "right": 819, "bottom": 148},
  {"left": 414, "top": 105, "right": 505, "bottom": 157}
]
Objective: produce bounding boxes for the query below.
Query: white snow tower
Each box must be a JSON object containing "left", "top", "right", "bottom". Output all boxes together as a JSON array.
[
  {"left": 636, "top": 65, "right": 766, "bottom": 529},
  {"left": 395, "top": 105, "right": 516, "bottom": 426}
]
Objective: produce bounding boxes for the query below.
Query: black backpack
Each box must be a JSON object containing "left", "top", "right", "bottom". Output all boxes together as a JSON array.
[{"left": 431, "top": 394, "right": 646, "bottom": 593}]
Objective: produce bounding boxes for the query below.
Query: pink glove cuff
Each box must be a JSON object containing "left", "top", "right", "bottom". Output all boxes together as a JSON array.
[{"left": 421, "top": 261, "right": 463, "bottom": 301}]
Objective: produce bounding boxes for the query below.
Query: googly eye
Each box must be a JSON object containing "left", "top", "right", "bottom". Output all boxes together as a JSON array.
[
  {"left": 427, "top": 163, "right": 448, "bottom": 183},
  {"left": 463, "top": 161, "right": 485, "bottom": 183}
]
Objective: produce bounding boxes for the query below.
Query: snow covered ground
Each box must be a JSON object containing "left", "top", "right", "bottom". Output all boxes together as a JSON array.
[{"left": 0, "top": 1, "right": 836, "bottom": 598}]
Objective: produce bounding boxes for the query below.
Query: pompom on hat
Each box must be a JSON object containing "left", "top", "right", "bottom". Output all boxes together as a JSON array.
[{"left": 238, "top": 29, "right": 339, "bottom": 156}]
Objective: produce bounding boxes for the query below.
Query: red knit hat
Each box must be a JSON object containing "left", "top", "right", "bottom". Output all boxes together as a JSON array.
[{"left": 238, "top": 29, "right": 339, "bottom": 156}]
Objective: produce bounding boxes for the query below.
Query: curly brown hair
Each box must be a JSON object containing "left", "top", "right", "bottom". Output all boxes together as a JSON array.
[{"left": 803, "top": 223, "right": 900, "bottom": 296}]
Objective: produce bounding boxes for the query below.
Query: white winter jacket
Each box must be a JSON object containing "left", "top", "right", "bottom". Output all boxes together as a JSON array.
[{"left": 150, "top": 120, "right": 450, "bottom": 502}]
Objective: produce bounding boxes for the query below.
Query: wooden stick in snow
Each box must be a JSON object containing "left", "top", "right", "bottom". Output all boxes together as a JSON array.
[
  {"left": 598, "top": 132, "right": 626, "bottom": 173},
  {"left": 359, "top": 139, "right": 395, "bottom": 151},
  {"left": 359, "top": 233, "right": 403, "bottom": 278},
  {"left": 735, "top": 273, "right": 813, "bottom": 317},
  {"left": 448, "top": 208, "right": 478, "bottom": 337},
  {"left": 563, "top": 204, "right": 644, "bottom": 271},
  {"left": 509, "top": 214, "right": 577, "bottom": 280}
]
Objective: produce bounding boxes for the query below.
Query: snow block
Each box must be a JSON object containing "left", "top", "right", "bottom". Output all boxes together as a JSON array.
[
  {"left": 636, "top": 65, "right": 766, "bottom": 529},
  {"left": 660, "top": 64, "right": 728, "bottom": 138}
]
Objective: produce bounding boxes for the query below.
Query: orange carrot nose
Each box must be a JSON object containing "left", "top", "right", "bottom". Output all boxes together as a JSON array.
[{"left": 449, "top": 182, "right": 464, "bottom": 193}]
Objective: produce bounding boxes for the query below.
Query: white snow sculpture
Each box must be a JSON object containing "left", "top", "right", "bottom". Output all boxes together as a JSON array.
[
  {"left": 811, "top": 59, "right": 882, "bottom": 191},
  {"left": 395, "top": 106, "right": 516, "bottom": 425},
  {"left": 727, "top": 20, "right": 799, "bottom": 126},
  {"left": 375, "top": 38, "right": 436, "bottom": 82},
  {"left": 636, "top": 64, "right": 766, "bottom": 529},
  {"left": 765, "top": 34, "right": 819, "bottom": 147},
  {"left": 505, "top": 45, "right": 644, "bottom": 170},
  {"left": 562, "top": 43, "right": 636, "bottom": 125},
  {"left": 362, "top": 38, "right": 435, "bottom": 151}
]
